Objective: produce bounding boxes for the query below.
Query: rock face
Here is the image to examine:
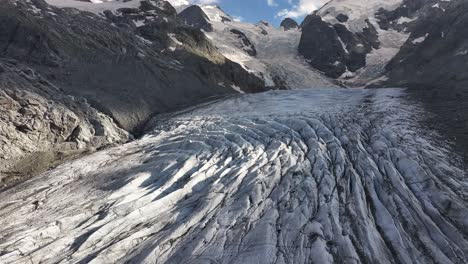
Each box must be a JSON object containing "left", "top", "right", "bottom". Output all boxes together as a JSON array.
[
  {"left": 199, "top": 5, "right": 340, "bottom": 90},
  {"left": 0, "top": 89, "right": 466, "bottom": 263},
  {"left": 299, "top": 15, "right": 347, "bottom": 78},
  {"left": 385, "top": 0, "right": 468, "bottom": 92},
  {"left": 0, "top": 0, "right": 266, "bottom": 182},
  {"left": 297, "top": 0, "right": 411, "bottom": 84},
  {"left": 298, "top": 14, "right": 379, "bottom": 78},
  {"left": 298, "top": 0, "right": 468, "bottom": 88},
  {"left": 0, "top": 59, "right": 129, "bottom": 186},
  {"left": 299, "top": 14, "right": 379, "bottom": 79},
  {"left": 229, "top": 29, "right": 257, "bottom": 57},
  {"left": 280, "top": 18, "right": 299, "bottom": 31},
  {"left": 335, "top": 13, "right": 349, "bottom": 23},
  {"left": 1, "top": 0, "right": 266, "bottom": 132},
  {"left": 178, "top": 5, "right": 213, "bottom": 32}
]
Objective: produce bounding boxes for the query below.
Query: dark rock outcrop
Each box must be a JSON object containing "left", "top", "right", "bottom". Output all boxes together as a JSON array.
[
  {"left": 154, "top": 0, "right": 177, "bottom": 17},
  {"left": 257, "top": 21, "right": 270, "bottom": 27},
  {"left": 298, "top": 15, "right": 378, "bottom": 78},
  {"left": 178, "top": 5, "right": 213, "bottom": 32},
  {"left": 298, "top": 15, "right": 347, "bottom": 78},
  {"left": 298, "top": 0, "right": 437, "bottom": 81},
  {"left": 280, "top": 18, "right": 298, "bottom": 30},
  {"left": 375, "top": 0, "right": 437, "bottom": 31},
  {"left": 221, "top": 16, "right": 232, "bottom": 23},
  {"left": 229, "top": 29, "right": 257, "bottom": 57},
  {"left": 336, "top": 13, "right": 349, "bottom": 23},
  {"left": 384, "top": 0, "right": 466, "bottom": 92}
]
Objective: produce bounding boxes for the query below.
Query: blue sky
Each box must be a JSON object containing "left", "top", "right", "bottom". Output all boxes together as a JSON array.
[{"left": 195, "top": 0, "right": 329, "bottom": 26}]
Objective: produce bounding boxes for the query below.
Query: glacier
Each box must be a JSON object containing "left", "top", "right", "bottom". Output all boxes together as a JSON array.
[
  {"left": 202, "top": 5, "right": 340, "bottom": 89},
  {"left": 0, "top": 88, "right": 467, "bottom": 264}
]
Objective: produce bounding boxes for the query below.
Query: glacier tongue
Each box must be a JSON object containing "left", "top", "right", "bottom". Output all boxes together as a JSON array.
[{"left": 0, "top": 89, "right": 467, "bottom": 264}]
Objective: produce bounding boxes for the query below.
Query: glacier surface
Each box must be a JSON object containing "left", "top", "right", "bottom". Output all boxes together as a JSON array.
[{"left": 0, "top": 89, "right": 467, "bottom": 264}]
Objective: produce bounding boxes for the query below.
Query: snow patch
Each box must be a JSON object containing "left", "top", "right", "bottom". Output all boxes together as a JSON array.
[{"left": 412, "top": 33, "right": 429, "bottom": 44}]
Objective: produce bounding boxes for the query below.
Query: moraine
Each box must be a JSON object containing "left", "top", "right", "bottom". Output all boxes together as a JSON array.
[{"left": 0, "top": 88, "right": 467, "bottom": 264}]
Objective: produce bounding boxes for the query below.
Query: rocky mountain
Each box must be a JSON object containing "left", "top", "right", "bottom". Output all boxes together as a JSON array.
[
  {"left": 0, "top": 0, "right": 465, "bottom": 182},
  {"left": 298, "top": 0, "right": 408, "bottom": 84},
  {"left": 299, "top": 13, "right": 379, "bottom": 79},
  {"left": 0, "top": 1, "right": 467, "bottom": 263},
  {"left": 0, "top": 0, "right": 268, "bottom": 182},
  {"left": 0, "top": 59, "right": 129, "bottom": 186},
  {"left": 280, "top": 18, "right": 299, "bottom": 31},
  {"left": 195, "top": 5, "right": 340, "bottom": 89},
  {"left": 178, "top": 5, "right": 213, "bottom": 32},
  {"left": 384, "top": 0, "right": 468, "bottom": 93},
  {"left": 297, "top": 0, "right": 467, "bottom": 89},
  {"left": 4, "top": 0, "right": 266, "bottom": 131}
]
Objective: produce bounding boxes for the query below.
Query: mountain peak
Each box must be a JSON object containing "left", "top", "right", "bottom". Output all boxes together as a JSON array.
[
  {"left": 257, "top": 20, "right": 272, "bottom": 27},
  {"left": 179, "top": 5, "right": 213, "bottom": 32},
  {"left": 280, "top": 18, "right": 299, "bottom": 31},
  {"left": 201, "top": 4, "right": 232, "bottom": 23}
]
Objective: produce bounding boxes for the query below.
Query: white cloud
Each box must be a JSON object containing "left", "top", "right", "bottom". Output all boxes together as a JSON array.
[
  {"left": 195, "top": 0, "right": 219, "bottom": 4},
  {"left": 267, "top": 0, "right": 278, "bottom": 7},
  {"left": 232, "top": 16, "right": 244, "bottom": 22},
  {"left": 277, "top": 0, "right": 328, "bottom": 19}
]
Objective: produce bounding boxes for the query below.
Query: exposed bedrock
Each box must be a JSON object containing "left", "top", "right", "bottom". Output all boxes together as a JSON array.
[
  {"left": 385, "top": 0, "right": 468, "bottom": 93},
  {"left": 298, "top": 15, "right": 378, "bottom": 78},
  {"left": 179, "top": 5, "right": 213, "bottom": 32},
  {"left": 0, "top": 0, "right": 266, "bottom": 133},
  {"left": 280, "top": 18, "right": 299, "bottom": 31},
  {"left": 0, "top": 0, "right": 266, "bottom": 182},
  {"left": 0, "top": 59, "right": 129, "bottom": 187},
  {"left": 229, "top": 29, "right": 258, "bottom": 57}
]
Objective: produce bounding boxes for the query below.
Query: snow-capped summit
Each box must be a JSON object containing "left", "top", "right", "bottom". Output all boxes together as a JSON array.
[
  {"left": 317, "top": 0, "right": 403, "bottom": 32},
  {"left": 298, "top": 0, "right": 462, "bottom": 87},
  {"left": 36, "top": 0, "right": 468, "bottom": 91},
  {"left": 201, "top": 5, "right": 232, "bottom": 22},
  {"left": 298, "top": 0, "right": 409, "bottom": 85},
  {"left": 192, "top": 5, "right": 339, "bottom": 89},
  {"left": 166, "top": 0, "right": 189, "bottom": 6}
]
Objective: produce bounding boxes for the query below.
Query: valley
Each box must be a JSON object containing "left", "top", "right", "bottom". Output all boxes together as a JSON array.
[{"left": 0, "top": 0, "right": 467, "bottom": 263}]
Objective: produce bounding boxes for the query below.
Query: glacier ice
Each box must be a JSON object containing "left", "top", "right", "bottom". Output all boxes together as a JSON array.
[{"left": 0, "top": 89, "right": 466, "bottom": 264}]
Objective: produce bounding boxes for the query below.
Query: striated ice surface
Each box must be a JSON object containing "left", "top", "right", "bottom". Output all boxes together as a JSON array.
[{"left": 0, "top": 89, "right": 467, "bottom": 264}]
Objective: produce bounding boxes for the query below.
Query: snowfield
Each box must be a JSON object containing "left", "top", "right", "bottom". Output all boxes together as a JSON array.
[
  {"left": 0, "top": 89, "right": 467, "bottom": 263},
  {"left": 317, "top": 0, "right": 403, "bottom": 32}
]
